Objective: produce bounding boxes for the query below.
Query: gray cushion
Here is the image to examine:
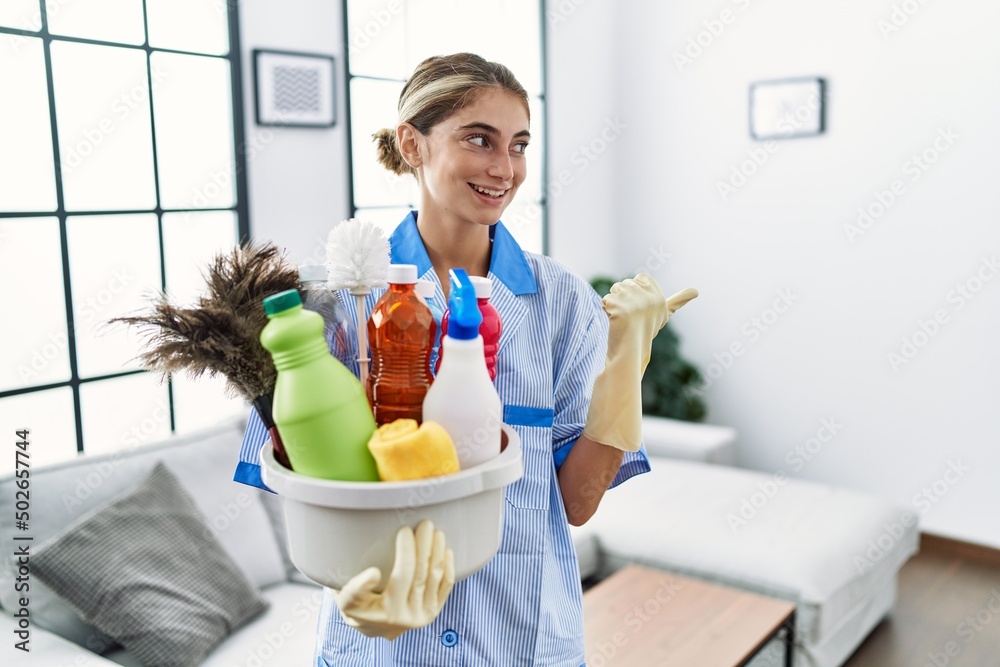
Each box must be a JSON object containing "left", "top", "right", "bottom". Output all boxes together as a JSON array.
[
  {"left": 32, "top": 463, "right": 268, "bottom": 667},
  {"left": 0, "top": 419, "right": 286, "bottom": 653}
]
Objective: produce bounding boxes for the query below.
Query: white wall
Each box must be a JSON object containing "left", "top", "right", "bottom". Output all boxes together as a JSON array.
[
  {"left": 544, "top": 0, "right": 621, "bottom": 277},
  {"left": 578, "top": 0, "right": 1000, "bottom": 548},
  {"left": 238, "top": 0, "right": 350, "bottom": 266}
]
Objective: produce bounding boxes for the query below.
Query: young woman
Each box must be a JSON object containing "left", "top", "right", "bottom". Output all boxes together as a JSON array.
[
  {"left": 239, "top": 53, "right": 690, "bottom": 666},
  {"left": 313, "top": 53, "right": 688, "bottom": 666}
]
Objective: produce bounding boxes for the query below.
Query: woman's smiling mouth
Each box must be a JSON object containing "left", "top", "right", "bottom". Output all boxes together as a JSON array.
[{"left": 469, "top": 183, "right": 508, "bottom": 199}]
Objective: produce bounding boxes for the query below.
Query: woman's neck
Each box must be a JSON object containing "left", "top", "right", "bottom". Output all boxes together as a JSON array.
[{"left": 416, "top": 210, "right": 492, "bottom": 296}]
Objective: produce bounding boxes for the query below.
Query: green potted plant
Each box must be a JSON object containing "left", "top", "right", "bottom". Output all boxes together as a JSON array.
[{"left": 590, "top": 276, "right": 706, "bottom": 423}]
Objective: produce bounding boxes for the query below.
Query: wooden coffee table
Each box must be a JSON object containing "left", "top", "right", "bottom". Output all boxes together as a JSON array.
[{"left": 583, "top": 565, "right": 795, "bottom": 666}]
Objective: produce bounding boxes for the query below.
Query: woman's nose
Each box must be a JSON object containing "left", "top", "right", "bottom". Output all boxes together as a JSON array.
[{"left": 487, "top": 150, "right": 514, "bottom": 181}]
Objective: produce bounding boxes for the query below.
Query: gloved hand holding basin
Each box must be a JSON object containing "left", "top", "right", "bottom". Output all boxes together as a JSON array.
[{"left": 334, "top": 519, "right": 455, "bottom": 640}]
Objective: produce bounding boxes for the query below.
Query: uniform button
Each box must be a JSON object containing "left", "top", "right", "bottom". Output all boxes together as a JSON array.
[{"left": 441, "top": 629, "right": 459, "bottom": 647}]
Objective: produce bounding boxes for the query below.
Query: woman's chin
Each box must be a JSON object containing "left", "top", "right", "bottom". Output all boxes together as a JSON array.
[{"left": 465, "top": 208, "right": 507, "bottom": 227}]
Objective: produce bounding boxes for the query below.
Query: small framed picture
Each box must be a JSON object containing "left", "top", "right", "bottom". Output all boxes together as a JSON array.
[
  {"left": 253, "top": 49, "right": 336, "bottom": 127},
  {"left": 749, "top": 77, "right": 825, "bottom": 140}
]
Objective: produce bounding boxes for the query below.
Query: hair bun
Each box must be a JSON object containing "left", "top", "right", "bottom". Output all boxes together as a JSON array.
[{"left": 373, "top": 128, "right": 411, "bottom": 176}]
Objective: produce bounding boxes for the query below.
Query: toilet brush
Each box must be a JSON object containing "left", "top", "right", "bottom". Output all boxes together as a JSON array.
[{"left": 326, "top": 218, "right": 390, "bottom": 388}]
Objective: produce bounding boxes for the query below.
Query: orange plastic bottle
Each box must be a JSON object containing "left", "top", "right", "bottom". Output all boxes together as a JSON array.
[{"left": 366, "top": 264, "right": 436, "bottom": 425}]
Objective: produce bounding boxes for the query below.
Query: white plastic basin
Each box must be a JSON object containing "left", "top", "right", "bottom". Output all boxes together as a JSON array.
[{"left": 260, "top": 424, "right": 522, "bottom": 590}]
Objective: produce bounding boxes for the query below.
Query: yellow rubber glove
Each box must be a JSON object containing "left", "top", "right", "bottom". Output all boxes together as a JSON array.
[
  {"left": 583, "top": 274, "right": 699, "bottom": 452},
  {"left": 334, "top": 520, "right": 455, "bottom": 641}
]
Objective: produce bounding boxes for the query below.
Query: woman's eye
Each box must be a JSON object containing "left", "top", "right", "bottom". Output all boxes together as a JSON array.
[
  {"left": 512, "top": 142, "right": 529, "bottom": 154},
  {"left": 468, "top": 135, "right": 488, "bottom": 147}
]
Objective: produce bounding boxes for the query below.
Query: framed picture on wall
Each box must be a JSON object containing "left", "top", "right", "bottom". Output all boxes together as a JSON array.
[
  {"left": 253, "top": 49, "right": 336, "bottom": 127},
  {"left": 749, "top": 77, "right": 825, "bottom": 140}
]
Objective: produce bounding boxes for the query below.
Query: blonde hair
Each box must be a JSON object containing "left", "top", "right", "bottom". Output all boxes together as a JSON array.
[{"left": 374, "top": 53, "right": 529, "bottom": 176}]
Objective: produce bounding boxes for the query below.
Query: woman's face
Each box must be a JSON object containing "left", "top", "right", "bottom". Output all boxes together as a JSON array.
[{"left": 415, "top": 88, "right": 530, "bottom": 228}]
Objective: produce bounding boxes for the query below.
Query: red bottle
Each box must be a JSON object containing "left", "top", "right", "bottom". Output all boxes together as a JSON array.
[
  {"left": 436, "top": 275, "right": 502, "bottom": 381},
  {"left": 366, "top": 264, "right": 436, "bottom": 425}
]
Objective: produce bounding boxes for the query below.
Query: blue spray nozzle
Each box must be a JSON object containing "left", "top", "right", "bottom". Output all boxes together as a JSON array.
[{"left": 447, "top": 268, "right": 483, "bottom": 340}]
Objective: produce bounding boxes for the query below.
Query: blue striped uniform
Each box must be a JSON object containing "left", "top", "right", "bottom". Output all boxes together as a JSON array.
[{"left": 237, "top": 212, "right": 650, "bottom": 665}]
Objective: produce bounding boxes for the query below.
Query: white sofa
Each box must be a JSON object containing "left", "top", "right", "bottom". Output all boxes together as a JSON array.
[
  {"left": 0, "top": 417, "right": 324, "bottom": 667},
  {"left": 0, "top": 416, "right": 917, "bottom": 667}
]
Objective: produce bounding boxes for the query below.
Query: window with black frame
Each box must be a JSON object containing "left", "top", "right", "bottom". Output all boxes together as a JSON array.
[
  {"left": 342, "top": 0, "right": 547, "bottom": 253},
  {"left": 0, "top": 1, "right": 249, "bottom": 474}
]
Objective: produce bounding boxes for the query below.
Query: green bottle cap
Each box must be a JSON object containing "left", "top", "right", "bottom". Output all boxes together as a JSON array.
[{"left": 263, "top": 289, "right": 302, "bottom": 315}]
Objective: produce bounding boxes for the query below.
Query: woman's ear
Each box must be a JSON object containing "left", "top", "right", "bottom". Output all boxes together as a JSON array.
[{"left": 396, "top": 123, "right": 423, "bottom": 170}]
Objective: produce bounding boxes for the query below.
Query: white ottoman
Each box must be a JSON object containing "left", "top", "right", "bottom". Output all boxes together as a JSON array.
[
  {"left": 640, "top": 415, "right": 738, "bottom": 465},
  {"left": 579, "top": 457, "right": 919, "bottom": 667}
]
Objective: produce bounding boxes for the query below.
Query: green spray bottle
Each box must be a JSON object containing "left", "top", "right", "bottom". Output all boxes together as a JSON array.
[{"left": 260, "top": 289, "right": 379, "bottom": 481}]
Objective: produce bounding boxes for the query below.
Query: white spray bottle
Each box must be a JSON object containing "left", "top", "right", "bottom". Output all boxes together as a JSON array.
[{"left": 422, "top": 269, "right": 502, "bottom": 469}]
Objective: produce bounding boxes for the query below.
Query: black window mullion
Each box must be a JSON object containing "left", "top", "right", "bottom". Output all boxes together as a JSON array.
[
  {"left": 38, "top": 0, "right": 86, "bottom": 454},
  {"left": 0, "top": 211, "right": 55, "bottom": 218},
  {"left": 1, "top": 207, "right": 238, "bottom": 219},
  {"left": 340, "top": 1, "right": 549, "bottom": 252},
  {"left": 139, "top": 0, "right": 176, "bottom": 434},
  {"left": 0, "top": 369, "right": 149, "bottom": 400},
  {"left": 226, "top": 0, "right": 251, "bottom": 245},
  {"left": 340, "top": 2, "right": 357, "bottom": 221}
]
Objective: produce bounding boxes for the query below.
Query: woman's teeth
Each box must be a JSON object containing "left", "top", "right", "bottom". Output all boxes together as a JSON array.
[{"left": 471, "top": 184, "right": 505, "bottom": 198}]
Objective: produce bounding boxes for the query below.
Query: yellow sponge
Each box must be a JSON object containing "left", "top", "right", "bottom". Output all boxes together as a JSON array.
[{"left": 367, "top": 419, "right": 460, "bottom": 481}]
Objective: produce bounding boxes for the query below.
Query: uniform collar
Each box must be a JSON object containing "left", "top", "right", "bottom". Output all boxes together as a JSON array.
[{"left": 388, "top": 211, "right": 538, "bottom": 296}]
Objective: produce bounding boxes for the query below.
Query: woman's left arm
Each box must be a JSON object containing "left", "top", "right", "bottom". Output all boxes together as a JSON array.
[
  {"left": 556, "top": 275, "right": 695, "bottom": 526},
  {"left": 557, "top": 435, "right": 624, "bottom": 526}
]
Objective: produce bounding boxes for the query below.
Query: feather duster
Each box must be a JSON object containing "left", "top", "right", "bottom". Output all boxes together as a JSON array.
[{"left": 111, "top": 241, "right": 299, "bottom": 403}]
